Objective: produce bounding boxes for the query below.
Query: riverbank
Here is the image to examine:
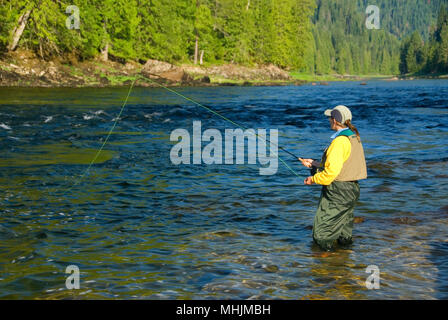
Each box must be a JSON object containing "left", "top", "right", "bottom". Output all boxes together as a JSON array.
[
  {"left": 0, "top": 50, "right": 304, "bottom": 88},
  {"left": 290, "top": 72, "right": 448, "bottom": 82},
  {"left": 1, "top": 50, "right": 446, "bottom": 88},
  {"left": 290, "top": 72, "right": 395, "bottom": 82}
]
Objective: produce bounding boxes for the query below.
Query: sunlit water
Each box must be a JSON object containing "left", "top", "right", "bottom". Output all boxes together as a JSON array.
[{"left": 0, "top": 80, "right": 447, "bottom": 299}]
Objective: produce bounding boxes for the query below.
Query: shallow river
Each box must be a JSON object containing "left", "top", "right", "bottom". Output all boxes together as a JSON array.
[{"left": 0, "top": 80, "right": 447, "bottom": 299}]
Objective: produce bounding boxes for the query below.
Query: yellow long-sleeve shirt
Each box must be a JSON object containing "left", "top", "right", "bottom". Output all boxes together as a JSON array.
[{"left": 311, "top": 136, "right": 352, "bottom": 185}]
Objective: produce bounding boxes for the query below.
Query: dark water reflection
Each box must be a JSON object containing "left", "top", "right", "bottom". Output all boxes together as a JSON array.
[{"left": 0, "top": 80, "right": 447, "bottom": 299}]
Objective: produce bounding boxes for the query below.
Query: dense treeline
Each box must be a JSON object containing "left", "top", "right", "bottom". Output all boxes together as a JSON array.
[
  {"left": 399, "top": 5, "right": 448, "bottom": 74},
  {"left": 310, "top": 0, "right": 400, "bottom": 75},
  {"left": 373, "top": 0, "right": 448, "bottom": 40},
  {"left": 310, "top": 0, "right": 448, "bottom": 75},
  {"left": 0, "top": 0, "right": 447, "bottom": 76},
  {"left": 0, "top": 0, "right": 315, "bottom": 69}
]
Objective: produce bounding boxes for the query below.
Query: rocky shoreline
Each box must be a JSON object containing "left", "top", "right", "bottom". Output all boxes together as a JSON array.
[
  {"left": 2, "top": 50, "right": 444, "bottom": 88},
  {"left": 0, "top": 50, "right": 304, "bottom": 88}
]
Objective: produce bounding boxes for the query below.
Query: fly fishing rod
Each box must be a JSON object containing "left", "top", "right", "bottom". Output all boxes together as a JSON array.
[
  {"left": 69, "top": 74, "right": 308, "bottom": 191},
  {"left": 136, "top": 73, "right": 306, "bottom": 163}
]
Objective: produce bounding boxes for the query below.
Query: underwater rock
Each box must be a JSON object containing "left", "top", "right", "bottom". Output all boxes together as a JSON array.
[
  {"left": 440, "top": 205, "right": 448, "bottom": 215},
  {"left": 391, "top": 217, "right": 421, "bottom": 225},
  {"left": 35, "top": 231, "right": 47, "bottom": 239},
  {"left": 354, "top": 217, "right": 365, "bottom": 224},
  {"left": 262, "top": 264, "right": 279, "bottom": 273}
]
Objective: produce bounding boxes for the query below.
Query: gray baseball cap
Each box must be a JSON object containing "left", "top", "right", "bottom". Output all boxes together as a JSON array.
[{"left": 324, "top": 105, "right": 352, "bottom": 123}]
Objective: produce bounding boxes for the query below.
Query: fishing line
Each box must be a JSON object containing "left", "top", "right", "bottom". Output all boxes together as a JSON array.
[
  {"left": 138, "top": 74, "right": 302, "bottom": 160},
  {"left": 136, "top": 74, "right": 303, "bottom": 178},
  {"left": 67, "top": 73, "right": 305, "bottom": 193},
  {"left": 67, "top": 78, "right": 136, "bottom": 191}
]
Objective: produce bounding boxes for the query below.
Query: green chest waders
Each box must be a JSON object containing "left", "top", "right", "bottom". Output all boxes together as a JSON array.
[
  {"left": 312, "top": 181, "right": 360, "bottom": 250},
  {"left": 311, "top": 130, "right": 365, "bottom": 251}
]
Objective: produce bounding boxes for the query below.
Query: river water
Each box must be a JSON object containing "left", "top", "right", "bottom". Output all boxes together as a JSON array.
[{"left": 0, "top": 80, "right": 447, "bottom": 299}]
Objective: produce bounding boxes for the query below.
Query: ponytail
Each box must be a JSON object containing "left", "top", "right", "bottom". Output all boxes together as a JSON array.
[{"left": 345, "top": 119, "right": 360, "bottom": 142}]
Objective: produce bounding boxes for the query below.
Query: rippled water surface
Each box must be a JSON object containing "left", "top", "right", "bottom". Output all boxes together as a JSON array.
[{"left": 0, "top": 80, "right": 447, "bottom": 299}]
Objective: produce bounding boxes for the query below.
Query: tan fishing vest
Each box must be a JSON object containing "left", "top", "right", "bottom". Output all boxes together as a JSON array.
[{"left": 320, "top": 133, "right": 368, "bottom": 182}]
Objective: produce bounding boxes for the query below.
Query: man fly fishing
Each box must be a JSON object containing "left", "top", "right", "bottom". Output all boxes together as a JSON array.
[{"left": 299, "top": 105, "right": 367, "bottom": 251}]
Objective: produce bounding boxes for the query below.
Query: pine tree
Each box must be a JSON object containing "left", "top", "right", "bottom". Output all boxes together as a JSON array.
[
  {"left": 380, "top": 49, "right": 391, "bottom": 74},
  {"left": 405, "top": 31, "right": 424, "bottom": 73},
  {"left": 437, "top": 23, "right": 448, "bottom": 71}
]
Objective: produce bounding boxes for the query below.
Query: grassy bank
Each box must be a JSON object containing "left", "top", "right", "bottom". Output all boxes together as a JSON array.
[
  {"left": 290, "top": 71, "right": 448, "bottom": 82},
  {"left": 289, "top": 71, "right": 398, "bottom": 82}
]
